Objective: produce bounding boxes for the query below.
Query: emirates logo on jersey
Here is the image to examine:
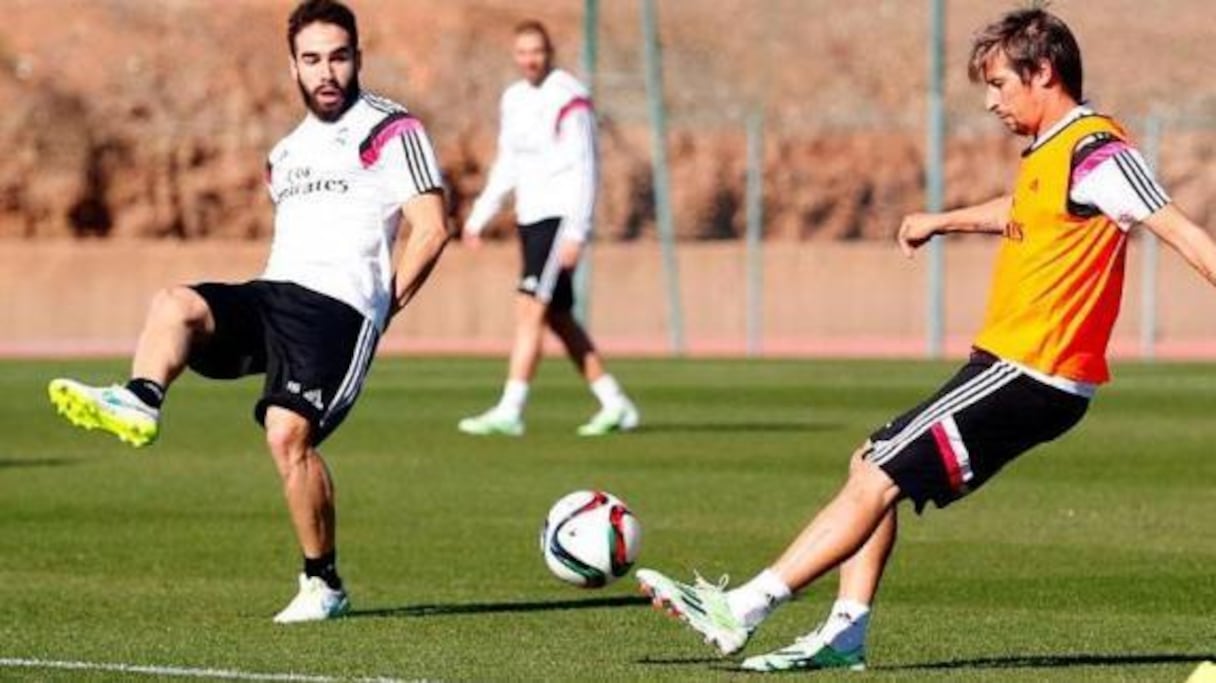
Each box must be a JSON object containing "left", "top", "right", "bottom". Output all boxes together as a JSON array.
[
  {"left": 1004, "top": 221, "right": 1025, "bottom": 242},
  {"left": 274, "top": 166, "right": 350, "bottom": 203}
]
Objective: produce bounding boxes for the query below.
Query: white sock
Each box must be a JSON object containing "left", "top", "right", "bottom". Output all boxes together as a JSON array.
[
  {"left": 590, "top": 374, "right": 626, "bottom": 409},
  {"left": 818, "top": 598, "right": 870, "bottom": 652},
  {"left": 726, "top": 569, "right": 792, "bottom": 629},
  {"left": 495, "top": 380, "right": 529, "bottom": 418}
]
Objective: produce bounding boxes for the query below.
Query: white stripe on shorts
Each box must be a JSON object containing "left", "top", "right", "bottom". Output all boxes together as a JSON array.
[
  {"left": 534, "top": 230, "right": 566, "bottom": 304},
  {"left": 326, "top": 317, "right": 377, "bottom": 422},
  {"left": 870, "top": 362, "right": 1020, "bottom": 467}
]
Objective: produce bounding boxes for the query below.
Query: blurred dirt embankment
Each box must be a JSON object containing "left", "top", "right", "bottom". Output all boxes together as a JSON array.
[{"left": 3, "top": 0, "right": 1216, "bottom": 242}]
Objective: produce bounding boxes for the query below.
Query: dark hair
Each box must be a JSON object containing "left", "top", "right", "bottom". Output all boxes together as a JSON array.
[
  {"left": 287, "top": 0, "right": 359, "bottom": 56},
  {"left": 514, "top": 19, "right": 554, "bottom": 55},
  {"left": 968, "top": 7, "right": 1083, "bottom": 101}
]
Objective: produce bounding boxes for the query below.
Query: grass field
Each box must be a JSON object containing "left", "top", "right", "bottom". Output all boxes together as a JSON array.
[{"left": 2, "top": 357, "right": 1213, "bottom": 682}]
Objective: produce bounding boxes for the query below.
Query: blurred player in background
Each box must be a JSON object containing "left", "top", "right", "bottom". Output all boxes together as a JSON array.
[
  {"left": 48, "top": 0, "right": 453, "bottom": 623},
  {"left": 458, "top": 20, "right": 639, "bottom": 437},
  {"left": 635, "top": 8, "right": 1216, "bottom": 671}
]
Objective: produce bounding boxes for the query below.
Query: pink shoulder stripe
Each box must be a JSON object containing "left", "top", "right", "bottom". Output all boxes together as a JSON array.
[
  {"left": 359, "top": 114, "right": 424, "bottom": 168},
  {"left": 555, "top": 97, "right": 594, "bottom": 135},
  {"left": 1072, "top": 140, "right": 1129, "bottom": 186}
]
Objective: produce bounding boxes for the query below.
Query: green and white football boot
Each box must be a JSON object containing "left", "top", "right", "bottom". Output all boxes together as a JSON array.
[
  {"left": 576, "top": 400, "right": 640, "bottom": 436},
  {"left": 637, "top": 568, "right": 751, "bottom": 656},
  {"left": 740, "top": 630, "right": 866, "bottom": 672},
  {"left": 457, "top": 408, "right": 525, "bottom": 436}
]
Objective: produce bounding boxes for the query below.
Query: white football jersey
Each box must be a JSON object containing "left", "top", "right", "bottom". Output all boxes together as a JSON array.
[
  {"left": 465, "top": 68, "right": 597, "bottom": 242},
  {"left": 262, "top": 91, "right": 443, "bottom": 329}
]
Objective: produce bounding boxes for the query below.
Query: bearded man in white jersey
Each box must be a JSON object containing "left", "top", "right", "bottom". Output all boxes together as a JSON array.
[
  {"left": 458, "top": 20, "right": 640, "bottom": 437},
  {"left": 47, "top": 0, "right": 453, "bottom": 623}
]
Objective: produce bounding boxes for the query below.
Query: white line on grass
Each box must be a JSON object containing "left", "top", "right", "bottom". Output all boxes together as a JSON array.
[{"left": 0, "top": 657, "right": 410, "bottom": 682}]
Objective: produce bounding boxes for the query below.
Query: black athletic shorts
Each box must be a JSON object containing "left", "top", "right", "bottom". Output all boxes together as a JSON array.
[
  {"left": 866, "top": 348, "right": 1089, "bottom": 512},
  {"left": 187, "top": 280, "right": 379, "bottom": 446},
  {"left": 518, "top": 217, "right": 574, "bottom": 311}
]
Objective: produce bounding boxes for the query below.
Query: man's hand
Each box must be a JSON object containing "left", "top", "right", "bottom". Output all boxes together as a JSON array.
[
  {"left": 897, "top": 213, "right": 943, "bottom": 258},
  {"left": 557, "top": 239, "right": 583, "bottom": 270},
  {"left": 896, "top": 196, "right": 1012, "bottom": 258}
]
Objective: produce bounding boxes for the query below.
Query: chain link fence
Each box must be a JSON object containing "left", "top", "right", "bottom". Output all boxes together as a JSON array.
[
  {"left": 580, "top": 0, "right": 1216, "bottom": 244},
  {"left": 2, "top": 0, "right": 1216, "bottom": 357},
  {"left": 3, "top": 0, "right": 1214, "bottom": 242}
]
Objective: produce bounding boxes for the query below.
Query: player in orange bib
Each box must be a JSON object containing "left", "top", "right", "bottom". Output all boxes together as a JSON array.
[{"left": 634, "top": 8, "right": 1216, "bottom": 672}]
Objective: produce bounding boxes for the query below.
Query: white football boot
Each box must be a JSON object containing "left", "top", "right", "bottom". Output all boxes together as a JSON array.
[
  {"left": 272, "top": 574, "right": 350, "bottom": 624},
  {"left": 457, "top": 408, "right": 525, "bottom": 436},
  {"left": 577, "top": 399, "right": 641, "bottom": 436}
]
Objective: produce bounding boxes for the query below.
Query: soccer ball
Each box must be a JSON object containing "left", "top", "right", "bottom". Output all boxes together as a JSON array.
[{"left": 540, "top": 490, "right": 642, "bottom": 588}]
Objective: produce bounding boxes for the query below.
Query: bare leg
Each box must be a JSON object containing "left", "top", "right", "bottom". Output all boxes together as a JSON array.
[
  {"left": 770, "top": 446, "right": 902, "bottom": 592},
  {"left": 458, "top": 294, "right": 549, "bottom": 431},
  {"left": 638, "top": 445, "right": 900, "bottom": 658},
  {"left": 838, "top": 504, "right": 897, "bottom": 605},
  {"left": 264, "top": 407, "right": 335, "bottom": 558},
  {"left": 546, "top": 307, "right": 606, "bottom": 383},
  {"left": 506, "top": 294, "right": 549, "bottom": 383},
  {"left": 130, "top": 286, "right": 214, "bottom": 387}
]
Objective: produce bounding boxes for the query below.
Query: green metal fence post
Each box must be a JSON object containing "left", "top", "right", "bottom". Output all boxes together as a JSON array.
[
  {"left": 926, "top": 0, "right": 947, "bottom": 358},
  {"left": 745, "top": 108, "right": 765, "bottom": 357},
  {"left": 641, "top": 0, "right": 685, "bottom": 354},
  {"left": 573, "top": 0, "right": 599, "bottom": 326}
]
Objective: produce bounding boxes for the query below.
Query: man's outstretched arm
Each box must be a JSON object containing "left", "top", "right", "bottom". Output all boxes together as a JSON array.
[
  {"left": 897, "top": 195, "right": 1012, "bottom": 257},
  {"left": 392, "top": 190, "right": 456, "bottom": 318},
  {"left": 1142, "top": 204, "right": 1216, "bottom": 287}
]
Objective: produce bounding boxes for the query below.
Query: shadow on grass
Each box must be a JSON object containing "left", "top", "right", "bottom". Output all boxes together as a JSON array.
[
  {"left": 638, "top": 421, "right": 838, "bottom": 435},
  {"left": 634, "top": 652, "right": 1215, "bottom": 674},
  {"left": 0, "top": 457, "right": 81, "bottom": 470},
  {"left": 347, "top": 595, "right": 649, "bottom": 619},
  {"left": 636, "top": 655, "right": 728, "bottom": 667},
  {"left": 886, "top": 652, "right": 1215, "bottom": 671}
]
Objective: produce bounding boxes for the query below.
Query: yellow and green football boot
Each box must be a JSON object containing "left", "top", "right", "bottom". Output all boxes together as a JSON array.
[{"left": 48, "top": 378, "right": 160, "bottom": 447}]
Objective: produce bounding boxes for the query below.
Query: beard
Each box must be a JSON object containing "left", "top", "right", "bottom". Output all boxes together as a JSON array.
[
  {"left": 297, "top": 75, "right": 360, "bottom": 122},
  {"left": 522, "top": 61, "right": 552, "bottom": 87}
]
